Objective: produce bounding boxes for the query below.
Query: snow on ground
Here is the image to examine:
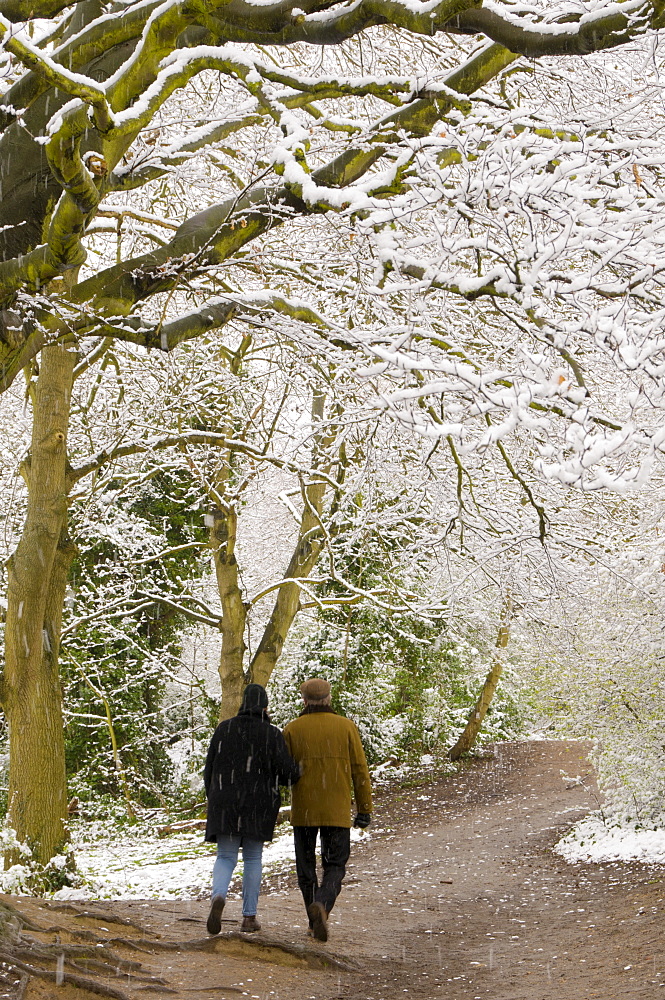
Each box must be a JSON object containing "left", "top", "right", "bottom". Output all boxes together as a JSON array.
[
  {"left": 54, "top": 821, "right": 368, "bottom": 900},
  {"left": 63, "top": 807, "right": 665, "bottom": 902},
  {"left": 556, "top": 812, "right": 665, "bottom": 865}
]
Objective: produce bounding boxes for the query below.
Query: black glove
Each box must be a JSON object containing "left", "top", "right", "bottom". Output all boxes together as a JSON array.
[{"left": 353, "top": 813, "right": 371, "bottom": 829}]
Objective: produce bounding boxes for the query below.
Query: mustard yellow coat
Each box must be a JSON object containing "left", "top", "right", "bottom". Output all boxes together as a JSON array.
[{"left": 283, "top": 708, "right": 373, "bottom": 827}]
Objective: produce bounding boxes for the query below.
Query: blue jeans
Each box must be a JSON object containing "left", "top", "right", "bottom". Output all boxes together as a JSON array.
[{"left": 211, "top": 835, "right": 264, "bottom": 916}]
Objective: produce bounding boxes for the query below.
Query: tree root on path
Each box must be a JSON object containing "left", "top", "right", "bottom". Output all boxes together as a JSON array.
[
  {"left": 0, "top": 951, "right": 133, "bottom": 1000},
  {"left": 178, "top": 931, "right": 360, "bottom": 971},
  {"left": 48, "top": 903, "right": 157, "bottom": 935},
  {"left": 103, "top": 936, "right": 161, "bottom": 954},
  {"left": 0, "top": 961, "right": 29, "bottom": 1000},
  {"left": 14, "top": 937, "right": 147, "bottom": 970},
  {"left": 13, "top": 947, "right": 168, "bottom": 986},
  {"left": 1, "top": 897, "right": 358, "bottom": 997},
  {"left": 0, "top": 899, "right": 175, "bottom": 999},
  {"left": 15, "top": 972, "right": 29, "bottom": 1000},
  {"left": 133, "top": 986, "right": 179, "bottom": 994},
  {"left": 99, "top": 928, "right": 359, "bottom": 971}
]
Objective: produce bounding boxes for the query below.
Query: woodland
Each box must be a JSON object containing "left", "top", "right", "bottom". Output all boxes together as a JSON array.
[{"left": 0, "top": 0, "right": 663, "bottom": 893}]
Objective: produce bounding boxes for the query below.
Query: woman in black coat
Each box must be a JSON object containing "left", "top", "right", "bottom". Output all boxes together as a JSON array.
[{"left": 204, "top": 683, "right": 299, "bottom": 934}]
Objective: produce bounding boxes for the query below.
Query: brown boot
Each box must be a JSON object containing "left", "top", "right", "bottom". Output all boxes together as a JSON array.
[
  {"left": 206, "top": 895, "right": 225, "bottom": 935},
  {"left": 240, "top": 915, "right": 261, "bottom": 933},
  {"left": 307, "top": 902, "right": 328, "bottom": 942}
]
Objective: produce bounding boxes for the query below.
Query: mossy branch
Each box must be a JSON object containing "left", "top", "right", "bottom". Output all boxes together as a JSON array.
[{"left": 0, "top": 16, "right": 112, "bottom": 130}]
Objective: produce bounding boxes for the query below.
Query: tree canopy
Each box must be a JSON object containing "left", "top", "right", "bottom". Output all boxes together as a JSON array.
[
  {"left": 2, "top": 0, "right": 665, "bottom": 871},
  {"left": 0, "top": 2, "right": 662, "bottom": 491}
]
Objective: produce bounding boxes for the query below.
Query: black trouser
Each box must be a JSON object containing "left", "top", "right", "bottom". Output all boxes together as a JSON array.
[{"left": 293, "top": 826, "right": 351, "bottom": 917}]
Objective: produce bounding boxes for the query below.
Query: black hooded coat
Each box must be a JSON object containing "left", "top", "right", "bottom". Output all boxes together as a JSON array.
[{"left": 204, "top": 699, "right": 300, "bottom": 843}]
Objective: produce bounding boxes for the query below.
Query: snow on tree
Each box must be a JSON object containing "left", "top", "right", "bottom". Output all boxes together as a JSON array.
[{"left": 1, "top": 1, "right": 665, "bottom": 869}]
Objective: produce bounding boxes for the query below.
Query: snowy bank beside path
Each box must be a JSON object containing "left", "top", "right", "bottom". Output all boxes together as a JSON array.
[
  {"left": 526, "top": 734, "right": 665, "bottom": 867},
  {"left": 556, "top": 812, "right": 665, "bottom": 865},
  {"left": 54, "top": 822, "right": 367, "bottom": 900}
]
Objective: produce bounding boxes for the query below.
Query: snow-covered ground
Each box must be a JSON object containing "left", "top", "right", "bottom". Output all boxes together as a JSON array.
[
  {"left": 6, "top": 740, "right": 665, "bottom": 899},
  {"left": 556, "top": 813, "right": 665, "bottom": 866},
  {"left": 58, "top": 810, "right": 665, "bottom": 902},
  {"left": 52, "top": 822, "right": 368, "bottom": 901}
]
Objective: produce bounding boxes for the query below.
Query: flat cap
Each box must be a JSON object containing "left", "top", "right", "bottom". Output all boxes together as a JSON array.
[{"left": 300, "top": 677, "right": 331, "bottom": 700}]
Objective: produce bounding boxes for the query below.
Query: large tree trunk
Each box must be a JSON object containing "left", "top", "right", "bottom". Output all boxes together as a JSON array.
[
  {"left": 250, "top": 393, "right": 330, "bottom": 689},
  {"left": 2, "top": 343, "right": 76, "bottom": 865},
  {"left": 449, "top": 594, "right": 513, "bottom": 761},
  {"left": 212, "top": 391, "right": 337, "bottom": 717},
  {"left": 250, "top": 513, "right": 325, "bottom": 689},
  {"left": 211, "top": 504, "right": 248, "bottom": 720}
]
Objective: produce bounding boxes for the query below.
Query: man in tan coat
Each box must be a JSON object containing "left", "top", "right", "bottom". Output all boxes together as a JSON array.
[{"left": 283, "top": 677, "right": 372, "bottom": 942}]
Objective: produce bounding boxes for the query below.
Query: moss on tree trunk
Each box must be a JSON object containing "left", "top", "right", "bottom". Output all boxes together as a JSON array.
[{"left": 2, "top": 343, "right": 76, "bottom": 866}]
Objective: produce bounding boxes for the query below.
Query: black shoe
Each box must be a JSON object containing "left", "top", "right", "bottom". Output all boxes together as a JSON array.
[
  {"left": 240, "top": 915, "right": 261, "bottom": 932},
  {"left": 307, "top": 902, "right": 328, "bottom": 942},
  {"left": 206, "top": 895, "right": 225, "bottom": 935}
]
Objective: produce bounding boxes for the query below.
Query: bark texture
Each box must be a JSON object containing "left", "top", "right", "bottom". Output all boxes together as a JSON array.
[
  {"left": 212, "top": 504, "right": 249, "bottom": 721},
  {"left": 2, "top": 343, "right": 76, "bottom": 864}
]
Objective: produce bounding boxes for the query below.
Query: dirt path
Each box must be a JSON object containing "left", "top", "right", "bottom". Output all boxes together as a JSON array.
[{"left": 4, "top": 740, "right": 665, "bottom": 999}]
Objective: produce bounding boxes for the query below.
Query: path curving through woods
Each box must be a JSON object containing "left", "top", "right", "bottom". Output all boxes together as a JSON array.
[{"left": 3, "top": 740, "right": 664, "bottom": 999}]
